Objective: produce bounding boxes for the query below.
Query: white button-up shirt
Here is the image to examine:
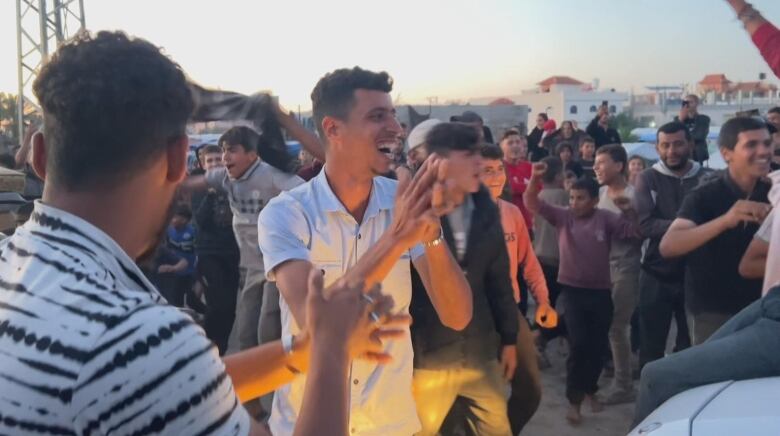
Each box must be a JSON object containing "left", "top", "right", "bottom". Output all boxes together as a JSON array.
[{"left": 258, "top": 169, "right": 423, "bottom": 436}]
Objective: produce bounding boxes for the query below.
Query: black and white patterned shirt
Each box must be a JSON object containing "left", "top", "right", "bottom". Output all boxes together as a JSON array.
[{"left": 0, "top": 202, "right": 250, "bottom": 435}]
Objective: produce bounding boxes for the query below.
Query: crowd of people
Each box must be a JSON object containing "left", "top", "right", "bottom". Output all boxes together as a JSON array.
[{"left": 2, "top": 1, "right": 780, "bottom": 436}]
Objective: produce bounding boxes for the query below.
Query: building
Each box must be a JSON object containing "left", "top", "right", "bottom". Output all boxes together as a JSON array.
[
  {"left": 472, "top": 76, "right": 629, "bottom": 130},
  {"left": 395, "top": 104, "right": 529, "bottom": 140},
  {"left": 697, "top": 73, "right": 779, "bottom": 103}
]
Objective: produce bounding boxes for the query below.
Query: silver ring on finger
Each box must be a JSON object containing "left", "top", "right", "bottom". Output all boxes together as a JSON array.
[
  {"left": 362, "top": 294, "right": 374, "bottom": 304},
  {"left": 369, "top": 311, "right": 381, "bottom": 323}
]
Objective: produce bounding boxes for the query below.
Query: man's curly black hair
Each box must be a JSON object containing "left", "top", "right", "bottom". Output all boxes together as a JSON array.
[
  {"left": 33, "top": 31, "right": 194, "bottom": 190},
  {"left": 310, "top": 67, "right": 393, "bottom": 138}
]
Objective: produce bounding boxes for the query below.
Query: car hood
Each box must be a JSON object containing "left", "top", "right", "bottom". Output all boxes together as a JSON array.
[{"left": 629, "top": 377, "right": 780, "bottom": 436}]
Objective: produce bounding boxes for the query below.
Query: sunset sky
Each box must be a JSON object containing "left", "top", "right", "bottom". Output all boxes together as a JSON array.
[{"left": 1, "top": 0, "right": 780, "bottom": 110}]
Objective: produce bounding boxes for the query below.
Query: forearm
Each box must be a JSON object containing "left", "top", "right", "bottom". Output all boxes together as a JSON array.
[
  {"left": 660, "top": 217, "right": 727, "bottom": 258},
  {"left": 727, "top": 0, "right": 769, "bottom": 35},
  {"left": 738, "top": 239, "right": 769, "bottom": 279},
  {"left": 342, "top": 231, "right": 409, "bottom": 290},
  {"left": 224, "top": 335, "right": 310, "bottom": 403},
  {"left": 522, "top": 254, "right": 550, "bottom": 306},
  {"left": 14, "top": 144, "right": 30, "bottom": 169},
  {"left": 277, "top": 111, "right": 326, "bottom": 162},
  {"left": 640, "top": 216, "right": 672, "bottom": 239},
  {"left": 294, "top": 343, "right": 350, "bottom": 436},
  {"left": 421, "top": 243, "right": 473, "bottom": 330},
  {"left": 523, "top": 178, "right": 542, "bottom": 213}
]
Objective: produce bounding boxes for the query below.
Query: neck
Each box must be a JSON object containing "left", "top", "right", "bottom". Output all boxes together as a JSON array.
[
  {"left": 727, "top": 166, "right": 759, "bottom": 195},
  {"left": 42, "top": 185, "right": 159, "bottom": 260},
  {"left": 670, "top": 160, "right": 693, "bottom": 177},
  {"left": 323, "top": 157, "right": 373, "bottom": 223},
  {"left": 606, "top": 177, "right": 628, "bottom": 194}
]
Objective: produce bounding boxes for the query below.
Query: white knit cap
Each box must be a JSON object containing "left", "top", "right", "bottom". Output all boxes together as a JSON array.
[{"left": 405, "top": 119, "right": 443, "bottom": 153}]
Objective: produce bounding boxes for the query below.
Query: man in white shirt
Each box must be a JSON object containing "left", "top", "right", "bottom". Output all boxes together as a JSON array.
[{"left": 258, "top": 67, "right": 473, "bottom": 436}]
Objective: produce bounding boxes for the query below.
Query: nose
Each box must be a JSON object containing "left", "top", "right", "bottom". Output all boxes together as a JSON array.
[{"left": 385, "top": 114, "right": 403, "bottom": 137}]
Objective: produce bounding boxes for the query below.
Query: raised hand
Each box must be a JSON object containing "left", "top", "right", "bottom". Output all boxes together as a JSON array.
[
  {"left": 531, "top": 162, "right": 548, "bottom": 180},
  {"left": 305, "top": 270, "right": 411, "bottom": 364}
]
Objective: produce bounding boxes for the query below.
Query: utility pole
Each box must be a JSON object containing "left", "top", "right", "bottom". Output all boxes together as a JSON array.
[{"left": 15, "top": 0, "right": 86, "bottom": 140}]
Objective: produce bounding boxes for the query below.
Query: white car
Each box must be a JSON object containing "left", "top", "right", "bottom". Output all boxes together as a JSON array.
[{"left": 628, "top": 377, "right": 780, "bottom": 436}]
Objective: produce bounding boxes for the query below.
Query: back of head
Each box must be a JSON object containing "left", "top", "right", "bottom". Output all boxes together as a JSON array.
[
  {"left": 310, "top": 67, "right": 393, "bottom": 138},
  {"left": 424, "top": 123, "right": 480, "bottom": 156},
  {"left": 718, "top": 116, "right": 768, "bottom": 150},
  {"left": 769, "top": 106, "right": 780, "bottom": 116},
  {"left": 540, "top": 156, "right": 563, "bottom": 184},
  {"left": 656, "top": 121, "right": 691, "bottom": 142},
  {"left": 33, "top": 31, "right": 193, "bottom": 191},
  {"left": 571, "top": 177, "right": 599, "bottom": 199},
  {"left": 406, "top": 119, "right": 443, "bottom": 152},
  {"left": 596, "top": 143, "right": 628, "bottom": 173}
]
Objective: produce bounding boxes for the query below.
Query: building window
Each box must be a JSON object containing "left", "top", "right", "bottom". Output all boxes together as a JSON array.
[
  {"left": 569, "top": 105, "right": 578, "bottom": 114},
  {"left": 609, "top": 105, "right": 617, "bottom": 114},
  {"left": 589, "top": 105, "right": 597, "bottom": 113}
]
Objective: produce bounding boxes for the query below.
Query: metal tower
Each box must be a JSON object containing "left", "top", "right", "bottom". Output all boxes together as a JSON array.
[{"left": 15, "top": 0, "right": 86, "bottom": 140}]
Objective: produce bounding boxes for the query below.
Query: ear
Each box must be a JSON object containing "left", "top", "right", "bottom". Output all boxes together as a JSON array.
[
  {"left": 166, "top": 135, "right": 189, "bottom": 184},
  {"left": 720, "top": 146, "right": 731, "bottom": 164},
  {"left": 321, "top": 116, "right": 341, "bottom": 145},
  {"left": 31, "top": 131, "right": 47, "bottom": 180}
]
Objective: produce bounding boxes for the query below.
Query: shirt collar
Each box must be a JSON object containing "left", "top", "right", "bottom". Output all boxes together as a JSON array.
[
  {"left": 313, "top": 167, "right": 395, "bottom": 220},
  {"left": 233, "top": 159, "right": 262, "bottom": 182},
  {"left": 24, "top": 200, "right": 162, "bottom": 298}
]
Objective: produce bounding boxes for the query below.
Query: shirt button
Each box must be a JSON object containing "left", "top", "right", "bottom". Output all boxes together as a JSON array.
[
  {"left": 351, "top": 428, "right": 356, "bottom": 434},
  {"left": 353, "top": 379, "right": 359, "bottom": 385},
  {"left": 358, "top": 234, "right": 362, "bottom": 239}
]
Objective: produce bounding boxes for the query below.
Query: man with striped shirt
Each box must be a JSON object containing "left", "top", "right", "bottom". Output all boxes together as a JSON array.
[{"left": 0, "top": 31, "right": 419, "bottom": 436}]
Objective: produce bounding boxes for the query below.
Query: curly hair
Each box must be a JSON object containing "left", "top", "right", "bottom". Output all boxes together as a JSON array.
[
  {"left": 310, "top": 67, "right": 393, "bottom": 137},
  {"left": 33, "top": 31, "right": 194, "bottom": 190}
]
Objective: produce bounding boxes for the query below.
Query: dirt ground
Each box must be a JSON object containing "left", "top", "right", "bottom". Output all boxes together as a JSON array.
[{"left": 522, "top": 337, "right": 636, "bottom": 436}]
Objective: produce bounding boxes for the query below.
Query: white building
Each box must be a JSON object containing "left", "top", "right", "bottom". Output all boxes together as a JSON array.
[{"left": 472, "top": 76, "right": 629, "bottom": 129}]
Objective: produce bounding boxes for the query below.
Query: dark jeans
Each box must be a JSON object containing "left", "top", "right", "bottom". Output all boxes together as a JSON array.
[
  {"left": 508, "top": 315, "right": 542, "bottom": 435},
  {"left": 198, "top": 253, "right": 240, "bottom": 355},
  {"left": 158, "top": 274, "right": 204, "bottom": 312},
  {"left": 638, "top": 271, "right": 691, "bottom": 369},
  {"left": 560, "top": 286, "right": 614, "bottom": 405},
  {"left": 633, "top": 288, "right": 780, "bottom": 428},
  {"left": 539, "top": 262, "right": 566, "bottom": 341}
]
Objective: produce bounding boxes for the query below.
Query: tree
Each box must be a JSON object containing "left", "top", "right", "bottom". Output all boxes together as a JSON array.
[
  {"left": 0, "top": 93, "right": 20, "bottom": 143},
  {"left": 613, "top": 111, "right": 641, "bottom": 142}
]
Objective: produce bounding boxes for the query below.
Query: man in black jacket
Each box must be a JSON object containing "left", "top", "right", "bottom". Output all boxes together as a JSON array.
[
  {"left": 411, "top": 123, "right": 517, "bottom": 436},
  {"left": 528, "top": 113, "right": 550, "bottom": 161},
  {"left": 673, "top": 95, "right": 711, "bottom": 164},
  {"left": 586, "top": 105, "right": 622, "bottom": 149},
  {"left": 633, "top": 122, "right": 709, "bottom": 369},
  {"left": 193, "top": 145, "right": 241, "bottom": 355}
]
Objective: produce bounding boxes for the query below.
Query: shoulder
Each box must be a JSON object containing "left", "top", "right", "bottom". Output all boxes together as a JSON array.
[{"left": 374, "top": 175, "right": 399, "bottom": 196}]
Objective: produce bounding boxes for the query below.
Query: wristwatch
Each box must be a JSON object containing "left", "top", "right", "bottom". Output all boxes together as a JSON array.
[
  {"left": 282, "top": 334, "right": 302, "bottom": 374},
  {"left": 282, "top": 334, "right": 295, "bottom": 355},
  {"left": 422, "top": 228, "right": 444, "bottom": 248}
]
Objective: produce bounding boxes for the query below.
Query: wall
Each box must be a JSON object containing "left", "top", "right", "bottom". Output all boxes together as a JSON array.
[{"left": 396, "top": 104, "right": 529, "bottom": 140}]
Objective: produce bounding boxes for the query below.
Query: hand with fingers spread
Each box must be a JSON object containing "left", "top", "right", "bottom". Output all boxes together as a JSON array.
[
  {"left": 391, "top": 156, "right": 446, "bottom": 247},
  {"left": 305, "top": 269, "right": 411, "bottom": 364},
  {"left": 723, "top": 200, "right": 772, "bottom": 229}
]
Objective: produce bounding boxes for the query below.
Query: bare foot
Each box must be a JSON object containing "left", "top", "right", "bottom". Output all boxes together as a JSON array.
[
  {"left": 587, "top": 394, "right": 604, "bottom": 413},
  {"left": 566, "top": 403, "right": 582, "bottom": 425}
]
